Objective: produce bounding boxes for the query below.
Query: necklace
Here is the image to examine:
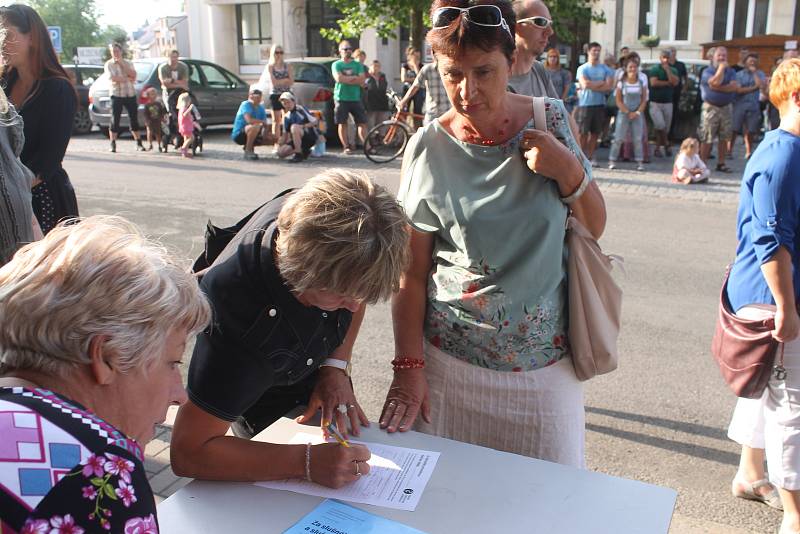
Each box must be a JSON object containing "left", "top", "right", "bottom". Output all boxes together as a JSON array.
[{"left": 459, "top": 117, "right": 511, "bottom": 146}]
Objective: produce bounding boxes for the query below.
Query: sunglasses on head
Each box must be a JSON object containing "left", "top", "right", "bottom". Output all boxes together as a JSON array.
[
  {"left": 431, "top": 5, "right": 512, "bottom": 36},
  {"left": 517, "top": 16, "right": 552, "bottom": 29}
]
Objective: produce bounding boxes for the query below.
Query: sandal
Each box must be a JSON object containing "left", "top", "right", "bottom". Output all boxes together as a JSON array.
[
  {"left": 732, "top": 477, "right": 783, "bottom": 510},
  {"left": 716, "top": 163, "right": 733, "bottom": 173},
  {"left": 343, "top": 146, "right": 355, "bottom": 155}
]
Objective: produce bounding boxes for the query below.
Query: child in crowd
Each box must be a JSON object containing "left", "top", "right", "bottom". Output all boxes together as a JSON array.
[
  {"left": 177, "top": 92, "right": 199, "bottom": 158},
  {"left": 143, "top": 88, "right": 167, "bottom": 152},
  {"left": 673, "top": 137, "right": 710, "bottom": 184}
]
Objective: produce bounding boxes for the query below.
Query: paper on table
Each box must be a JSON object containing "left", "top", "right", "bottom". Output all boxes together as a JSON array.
[
  {"left": 283, "top": 499, "right": 427, "bottom": 534},
  {"left": 255, "top": 433, "right": 440, "bottom": 511}
]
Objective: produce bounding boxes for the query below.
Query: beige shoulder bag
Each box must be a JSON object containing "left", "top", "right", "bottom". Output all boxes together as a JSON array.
[{"left": 530, "top": 96, "right": 624, "bottom": 381}]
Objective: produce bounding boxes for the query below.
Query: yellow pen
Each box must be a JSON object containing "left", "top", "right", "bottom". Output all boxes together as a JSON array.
[{"left": 325, "top": 421, "right": 351, "bottom": 448}]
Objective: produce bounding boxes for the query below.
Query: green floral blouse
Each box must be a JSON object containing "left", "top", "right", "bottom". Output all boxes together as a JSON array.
[{"left": 399, "top": 98, "right": 592, "bottom": 372}]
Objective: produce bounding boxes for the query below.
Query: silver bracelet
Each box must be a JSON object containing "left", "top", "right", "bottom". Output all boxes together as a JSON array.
[
  {"left": 560, "top": 172, "right": 589, "bottom": 205},
  {"left": 305, "top": 443, "right": 312, "bottom": 482}
]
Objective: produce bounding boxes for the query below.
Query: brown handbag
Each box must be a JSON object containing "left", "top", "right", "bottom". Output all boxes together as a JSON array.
[{"left": 711, "top": 271, "right": 785, "bottom": 398}]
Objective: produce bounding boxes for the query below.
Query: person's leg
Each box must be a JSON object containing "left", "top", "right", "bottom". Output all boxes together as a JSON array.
[
  {"left": 110, "top": 97, "right": 122, "bottom": 151},
  {"left": 357, "top": 123, "right": 368, "bottom": 144},
  {"left": 334, "top": 101, "right": 350, "bottom": 149},
  {"left": 608, "top": 113, "right": 629, "bottom": 163},
  {"left": 631, "top": 115, "right": 644, "bottom": 165},
  {"left": 125, "top": 97, "right": 143, "bottom": 147},
  {"left": 146, "top": 125, "right": 153, "bottom": 149},
  {"left": 663, "top": 104, "right": 674, "bottom": 155},
  {"left": 290, "top": 124, "right": 303, "bottom": 154},
  {"left": 277, "top": 141, "right": 295, "bottom": 158},
  {"left": 245, "top": 124, "right": 260, "bottom": 153}
]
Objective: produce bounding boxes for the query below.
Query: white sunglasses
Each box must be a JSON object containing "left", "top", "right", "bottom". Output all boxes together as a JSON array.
[
  {"left": 517, "top": 16, "right": 552, "bottom": 29},
  {"left": 431, "top": 5, "right": 512, "bottom": 36}
]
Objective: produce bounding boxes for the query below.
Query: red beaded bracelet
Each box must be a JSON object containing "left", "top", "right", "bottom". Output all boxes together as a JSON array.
[{"left": 391, "top": 357, "right": 425, "bottom": 370}]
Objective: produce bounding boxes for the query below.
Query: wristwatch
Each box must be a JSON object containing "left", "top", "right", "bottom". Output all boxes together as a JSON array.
[{"left": 320, "top": 358, "right": 352, "bottom": 377}]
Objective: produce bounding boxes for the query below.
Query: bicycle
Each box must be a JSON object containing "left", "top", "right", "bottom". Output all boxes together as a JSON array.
[{"left": 364, "top": 88, "right": 425, "bottom": 164}]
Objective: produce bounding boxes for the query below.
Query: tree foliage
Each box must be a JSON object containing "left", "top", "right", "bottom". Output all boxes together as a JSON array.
[
  {"left": 26, "top": 0, "right": 129, "bottom": 61},
  {"left": 319, "top": 0, "right": 430, "bottom": 52}
]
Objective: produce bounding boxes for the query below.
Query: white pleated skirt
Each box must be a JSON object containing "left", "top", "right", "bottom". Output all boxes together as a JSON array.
[{"left": 415, "top": 342, "right": 586, "bottom": 468}]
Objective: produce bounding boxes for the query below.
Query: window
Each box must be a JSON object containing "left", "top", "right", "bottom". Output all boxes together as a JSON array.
[
  {"left": 199, "top": 64, "right": 233, "bottom": 89},
  {"left": 306, "top": 0, "right": 353, "bottom": 57},
  {"left": 236, "top": 3, "right": 271, "bottom": 65},
  {"left": 637, "top": 0, "right": 692, "bottom": 41},
  {"left": 713, "top": 0, "right": 771, "bottom": 40}
]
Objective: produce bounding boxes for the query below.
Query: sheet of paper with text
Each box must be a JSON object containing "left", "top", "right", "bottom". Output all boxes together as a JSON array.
[{"left": 255, "top": 433, "right": 440, "bottom": 511}]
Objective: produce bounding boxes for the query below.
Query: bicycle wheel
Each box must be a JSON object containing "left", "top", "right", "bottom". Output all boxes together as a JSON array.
[{"left": 364, "top": 121, "right": 410, "bottom": 164}]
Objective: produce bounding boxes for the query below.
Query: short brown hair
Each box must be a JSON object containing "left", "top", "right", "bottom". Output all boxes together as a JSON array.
[
  {"left": 427, "top": 0, "right": 516, "bottom": 64},
  {"left": 276, "top": 169, "right": 410, "bottom": 304}
]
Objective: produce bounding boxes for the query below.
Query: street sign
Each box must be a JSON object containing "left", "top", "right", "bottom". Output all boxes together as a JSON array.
[
  {"left": 47, "top": 26, "right": 62, "bottom": 54},
  {"left": 77, "top": 46, "right": 105, "bottom": 65}
]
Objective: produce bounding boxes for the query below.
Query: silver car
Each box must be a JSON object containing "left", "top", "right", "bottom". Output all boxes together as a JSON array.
[{"left": 88, "top": 57, "right": 250, "bottom": 135}]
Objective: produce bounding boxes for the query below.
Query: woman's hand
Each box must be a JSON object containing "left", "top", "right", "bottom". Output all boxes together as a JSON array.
[
  {"left": 297, "top": 366, "right": 368, "bottom": 438},
  {"left": 379, "top": 368, "right": 430, "bottom": 433},
  {"left": 521, "top": 129, "right": 584, "bottom": 196},
  {"left": 309, "top": 442, "right": 371, "bottom": 488},
  {"left": 773, "top": 306, "right": 800, "bottom": 343},
  {"left": 627, "top": 111, "right": 639, "bottom": 120}
]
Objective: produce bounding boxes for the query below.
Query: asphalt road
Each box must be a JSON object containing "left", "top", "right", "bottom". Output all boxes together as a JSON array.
[{"left": 63, "top": 131, "right": 771, "bottom": 533}]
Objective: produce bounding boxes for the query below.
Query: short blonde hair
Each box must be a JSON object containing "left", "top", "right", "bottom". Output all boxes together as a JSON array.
[
  {"left": 177, "top": 92, "right": 192, "bottom": 110},
  {"left": 276, "top": 169, "right": 410, "bottom": 304},
  {"left": 0, "top": 216, "right": 210, "bottom": 376},
  {"left": 770, "top": 58, "right": 800, "bottom": 110}
]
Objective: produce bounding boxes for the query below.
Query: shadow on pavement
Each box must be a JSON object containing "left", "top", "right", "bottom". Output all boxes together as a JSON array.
[{"left": 587, "top": 406, "right": 729, "bottom": 441}]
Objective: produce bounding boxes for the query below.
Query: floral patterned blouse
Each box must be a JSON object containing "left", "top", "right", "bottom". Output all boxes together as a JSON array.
[
  {"left": 399, "top": 97, "right": 592, "bottom": 372},
  {"left": 0, "top": 387, "right": 158, "bottom": 534}
]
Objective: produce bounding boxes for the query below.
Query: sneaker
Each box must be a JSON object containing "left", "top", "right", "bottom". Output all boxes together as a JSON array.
[
  {"left": 244, "top": 151, "right": 259, "bottom": 161},
  {"left": 288, "top": 153, "right": 303, "bottom": 163},
  {"left": 636, "top": 163, "right": 646, "bottom": 171},
  {"left": 109, "top": 140, "right": 116, "bottom": 153},
  {"left": 608, "top": 162, "right": 616, "bottom": 170}
]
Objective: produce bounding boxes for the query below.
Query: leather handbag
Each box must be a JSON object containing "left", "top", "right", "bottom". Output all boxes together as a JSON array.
[
  {"left": 711, "top": 271, "right": 785, "bottom": 398},
  {"left": 566, "top": 216, "right": 624, "bottom": 380},
  {"left": 529, "top": 96, "right": 624, "bottom": 381}
]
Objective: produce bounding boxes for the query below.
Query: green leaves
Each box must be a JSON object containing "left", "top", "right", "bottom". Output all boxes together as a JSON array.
[{"left": 317, "top": 0, "right": 431, "bottom": 51}]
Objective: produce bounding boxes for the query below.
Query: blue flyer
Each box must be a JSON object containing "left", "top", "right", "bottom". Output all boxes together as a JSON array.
[{"left": 283, "top": 499, "right": 428, "bottom": 534}]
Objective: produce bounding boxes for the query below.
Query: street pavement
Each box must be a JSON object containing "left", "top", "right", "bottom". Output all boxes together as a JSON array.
[{"left": 64, "top": 130, "right": 769, "bottom": 533}]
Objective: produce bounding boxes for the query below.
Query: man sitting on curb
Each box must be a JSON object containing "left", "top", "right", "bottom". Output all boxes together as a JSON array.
[
  {"left": 276, "top": 92, "right": 318, "bottom": 163},
  {"left": 232, "top": 87, "right": 274, "bottom": 160}
]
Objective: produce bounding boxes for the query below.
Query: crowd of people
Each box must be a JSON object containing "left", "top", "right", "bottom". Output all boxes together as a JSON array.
[{"left": 2, "top": 0, "right": 800, "bottom": 533}]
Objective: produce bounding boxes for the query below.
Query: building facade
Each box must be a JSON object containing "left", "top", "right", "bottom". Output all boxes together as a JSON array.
[
  {"left": 185, "top": 0, "right": 405, "bottom": 84},
  {"left": 132, "top": 16, "right": 190, "bottom": 59},
  {"left": 591, "top": 0, "right": 800, "bottom": 59}
]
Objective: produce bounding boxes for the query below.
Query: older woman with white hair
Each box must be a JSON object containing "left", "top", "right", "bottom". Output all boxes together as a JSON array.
[{"left": 0, "top": 215, "right": 211, "bottom": 533}]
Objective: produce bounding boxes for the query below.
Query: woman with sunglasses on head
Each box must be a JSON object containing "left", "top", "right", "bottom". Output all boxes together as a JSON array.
[
  {"left": 379, "top": 0, "right": 606, "bottom": 467},
  {"left": 0, "top": 4, "right": 77, "bottom": 235}
]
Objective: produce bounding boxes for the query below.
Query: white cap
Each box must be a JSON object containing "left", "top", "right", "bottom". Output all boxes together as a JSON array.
[{"left": 279, "top": 91, "right": 295, "bottom": 101}]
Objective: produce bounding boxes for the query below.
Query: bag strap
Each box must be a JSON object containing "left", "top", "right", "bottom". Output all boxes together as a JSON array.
[{"left": 531, "top": 96, "right": 547, "bottom": 132}]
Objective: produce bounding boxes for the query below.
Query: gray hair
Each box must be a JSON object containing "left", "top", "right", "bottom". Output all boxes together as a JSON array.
[
  {"left": 275, "top": 169, "right": 411, "bottom": 304},
  {"left": 0, "top": 216, "right": 211, "bottom": 376}
]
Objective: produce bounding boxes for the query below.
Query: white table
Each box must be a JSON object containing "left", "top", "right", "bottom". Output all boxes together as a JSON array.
[{"left": 158, "top": 417, "right": 676, "bottom": 533}]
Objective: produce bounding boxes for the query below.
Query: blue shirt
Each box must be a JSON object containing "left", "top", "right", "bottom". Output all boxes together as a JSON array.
[
  {"left": 576, "top": 62, "right": 612, "bottom": 107},
  {"left": 735, "top": 69, "right": 765, "bottom": 108},
  {"left": 282, "top": 105, "right": 313, "bottom": 131},
  {"left": 700, "top": 65, "right": 737, "bottom": 107},
  {"left": 231, "top": 100, "right": 267, "bottom": 139},
  {"left": 727, "top": 129, "right": 800, "bottom": 312}
]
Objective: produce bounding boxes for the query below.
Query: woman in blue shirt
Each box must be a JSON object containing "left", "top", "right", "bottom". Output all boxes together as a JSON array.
[{"left": 726, "top": 58, "right": 800, "bottom": 534}]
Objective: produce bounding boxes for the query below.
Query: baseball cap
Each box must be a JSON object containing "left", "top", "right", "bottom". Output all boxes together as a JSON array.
[{"left": 279, "top": 91, "right": 295, "bottom": 101}]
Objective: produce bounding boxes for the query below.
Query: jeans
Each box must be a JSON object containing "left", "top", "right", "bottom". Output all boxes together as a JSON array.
[{"left": 610, "top": 112, "right": 644, "bottom": 163}]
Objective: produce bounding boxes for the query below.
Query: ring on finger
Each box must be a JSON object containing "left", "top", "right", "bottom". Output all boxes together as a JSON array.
[
  {"left": 337, "top": 403, "right": 348, "bottom": 414},
  {"left": 347, "top": 403, "right": 356, "bottom": 410},
  {"left": 354, "top": 461, "right": 361, "bottom": 476}
]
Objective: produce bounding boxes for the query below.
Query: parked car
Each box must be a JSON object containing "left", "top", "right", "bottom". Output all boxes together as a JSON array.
[
  {"left": 640, "top": 58, "right": 709, "bottom": 141},
  {"left": 62, "top": 63, "right": 105, "bottom": 135},
  {"left": 88, "top": 57, "right": 250, "bottom": 136},
  {"left": 285, "top": 57, "right": 336, "bottom": 142}
]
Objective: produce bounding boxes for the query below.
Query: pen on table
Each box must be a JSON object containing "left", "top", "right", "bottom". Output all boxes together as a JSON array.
[{"left": 325, "top": 421, "right": 350, "bottom": 448}]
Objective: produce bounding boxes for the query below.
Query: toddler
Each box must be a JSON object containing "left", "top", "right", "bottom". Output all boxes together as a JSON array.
[
  {"left": 673, "top": 138, "right": 710, "bottom": 184},
  {"left": 177, "top": 92, "right": 200, "bottom": 158},
  {"left": 143, "top": 88, "right": 167, "bottom": 152}
]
